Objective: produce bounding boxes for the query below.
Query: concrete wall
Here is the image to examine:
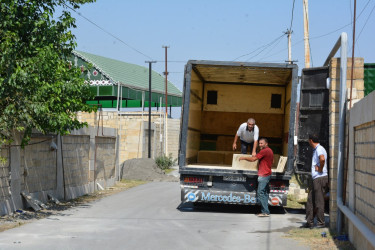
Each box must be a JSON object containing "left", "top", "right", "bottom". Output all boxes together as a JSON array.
[
  {"left": 0, "top": 126, "right": 118, "bottom": 215},
  {"left": 329, "top": 57, "right": 365, "bottom": 229},
  {"left": 77, "top": 111, "right": 180, "bottom": 164},
  {"left": 346, "top": 90, "right": 375, "bottom": 250},
  {"left": 21, "top": 137, "right": 58, "bottom": 202},
  {"left": 328, "top": 57, "right": 375, "bottom": 249},
  {"left": 0, "top": 147, "right": 11, "bottom": 215}
]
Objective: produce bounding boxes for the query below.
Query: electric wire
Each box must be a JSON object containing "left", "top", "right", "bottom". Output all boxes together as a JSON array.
[
  {"left": 245, "top": 34, "right": 286, "bottom": 62},
  {"left": 261, "top": 0, "right": 373, "bottom": 62},
  {"left": 289, "top": 0, "right": 296, "bottom": 31},
  {"left": 63, "top": 3, "right": 154, "bottom": 61},
  {"left": 232, "top": 33, "right": 286, "bottom": 61},
  {"left": 355, "top": 2, "right": 375, "bottom": 43},
  {"left": 258, "top": 34, "right": 286, "bottom": 62}
]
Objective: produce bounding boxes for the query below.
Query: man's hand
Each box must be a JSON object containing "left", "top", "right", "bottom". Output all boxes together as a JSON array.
[
  {"left": 251, "top": 152, "right": 256, "bottom": 157},
  {"left": 315, "top": 165, "right": 322, "bottom": 173},
  {"left": 233, "top": 143, "right": 237, "bottom": 151}
]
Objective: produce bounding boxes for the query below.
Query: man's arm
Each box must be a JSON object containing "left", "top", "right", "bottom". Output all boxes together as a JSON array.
[
  {"left": 251, "top": 140, "right": 258, "bottom": 157},
  {"left": 252, "top": 125, "right": 259, "bottom": 156},
  {"left": 233, "top": 133, "right": 239, "bottom": 151},
  {"left": 315, "top": 154, "right": 325, "bottom": 173},
  {"left": 239, "top": 155, "right": 258, "bottom": 162}
]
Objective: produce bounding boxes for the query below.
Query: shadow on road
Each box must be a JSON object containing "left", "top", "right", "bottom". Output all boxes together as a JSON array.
[{"left": 177, "top": 202, "right": 288, "bottom": 215}]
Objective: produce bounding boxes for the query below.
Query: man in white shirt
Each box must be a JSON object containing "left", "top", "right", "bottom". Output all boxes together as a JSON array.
[
  {"left": 232, "top": 118, "right": 259, "bottom": 156},
  {"left": 303, "top": 134, "right": 329, "bottom": 229}
]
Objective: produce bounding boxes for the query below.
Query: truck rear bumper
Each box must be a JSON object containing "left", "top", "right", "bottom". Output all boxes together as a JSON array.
[{"left": 181, "top": 186, "right": 287, "bottom": 206}]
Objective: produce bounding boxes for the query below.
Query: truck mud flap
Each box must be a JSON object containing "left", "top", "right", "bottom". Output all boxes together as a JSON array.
[{"left": 182, "top": 188, "right": 287, "bottom": 206}]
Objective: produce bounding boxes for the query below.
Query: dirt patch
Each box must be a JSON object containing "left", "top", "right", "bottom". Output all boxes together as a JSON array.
[
  {"left": 284, "top": 227, "right": 355, "bottom": 249},
  {"left": 0, "top": 180, "right": 147, "bottom": 233},
  {"left": 121, "top": 158, "right": 179, "bottom": 182}
]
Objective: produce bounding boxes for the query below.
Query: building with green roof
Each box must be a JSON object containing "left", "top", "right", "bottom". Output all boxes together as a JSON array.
[{"left": 72, "top": 50, "right": 182, "bottom": 109}]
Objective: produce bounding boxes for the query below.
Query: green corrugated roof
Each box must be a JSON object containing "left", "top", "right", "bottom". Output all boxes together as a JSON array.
[{"left": 73, "top": 50, "right": 182, "bottom": 97}]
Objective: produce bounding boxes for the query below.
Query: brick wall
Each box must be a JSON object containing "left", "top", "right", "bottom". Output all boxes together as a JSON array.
[
  {"left": 329, "top": 57, "right": 364, "bottom": 230},
  {"left": 78, "top": 111, "right": 181, "bottom": 163},
  {"left": 167, "top": 118, "right": 180, "bottom": 160}
]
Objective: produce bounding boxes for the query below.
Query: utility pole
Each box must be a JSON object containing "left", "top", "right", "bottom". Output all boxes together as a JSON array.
[
  {"left": 145, "top": 60, "right": 156, "bottom": 158},
  {"left": 285, "top": 29, "right": 293, "bottom": 64},
  {"left": 303, "top": 0, "right": 310, "bottom": 68},
  {"left": 162, "top": 46, "right": 170, "bottom": 116},
  {"left": 162, "top": 45, "right": 170, "bottom": 155}
]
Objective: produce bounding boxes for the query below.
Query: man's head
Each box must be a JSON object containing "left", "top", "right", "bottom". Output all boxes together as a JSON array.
[
  {"left": 308, "top": 134, "right": 319, "bottom": 147},
  {"left": 247, "top": 118, "right": 255, "bottom": 131},
  {"left": 258, "top": 138, "right": 268, "bottom": 150}
]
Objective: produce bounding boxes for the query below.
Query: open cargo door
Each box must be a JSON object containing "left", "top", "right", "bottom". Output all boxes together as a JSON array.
[{"left": 296, "top": 67, "right": 329, "bottom": 174}]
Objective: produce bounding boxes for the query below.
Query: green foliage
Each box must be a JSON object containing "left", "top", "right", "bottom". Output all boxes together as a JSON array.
[
  {"left": 155, "top": 154, "right": 177, "bottom": 170},
  {"left": 0, "top": 0, "right": 96, "bottom": 147}
]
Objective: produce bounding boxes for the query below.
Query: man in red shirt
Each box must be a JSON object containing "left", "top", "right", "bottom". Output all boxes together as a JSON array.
[{"left": 239, "top": 138, "right": 273, "bottom": 217}]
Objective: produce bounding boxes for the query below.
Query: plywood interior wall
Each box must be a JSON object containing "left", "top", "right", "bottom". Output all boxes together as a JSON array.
[
  {"left": 200, "top": 111, "right": 284, "bottom": 138},
  {"left": 186, "top": 70, "right": 203, "bottom": 162},
  {"left": 203, "top": 83, "right": 285, "bottom": 114},
  {"left": 185, "top": 66, "right": 293, "bottom": 163},
  {"left": 282, "top": 80, "right": 292, "bottom": 155}
]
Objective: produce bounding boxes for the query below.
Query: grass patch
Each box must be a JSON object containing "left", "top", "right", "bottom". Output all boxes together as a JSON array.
[
  {"left": 155, "top": 154, "right": 177, "bottom": 170},
  {"left": 285, "top": 228, "right": 355, "bottom": 250},
  {"left": 120, "top": 179, "right": 148, "bottom": 188},
  {"left": 164, "top": 168, "right": 175, "bottom": 174}
]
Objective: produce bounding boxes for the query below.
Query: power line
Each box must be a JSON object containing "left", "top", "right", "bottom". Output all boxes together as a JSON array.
[
  {"left": 311, "top": 0, "right": 371, "bottom": 40},
  {"left": 246, "top": 34, "right": 286, "bottom": 61},
  {"left": 63, "top": 3, "right": 154, "bottom": 60},
  {"left": 355, "top": 2, "right": 375, "bottom": 43},
  {"left": 157, "top": 61, "right": 186, "bottom": 63},
  {"left": 289, "top": 0, "right": 296, "bottom": 30},
  {"left": 233, "top": 33, "right": 286, "bottom": 61},
  {"left": 258, "top": 34, "right": 286, "bottom": 61}
]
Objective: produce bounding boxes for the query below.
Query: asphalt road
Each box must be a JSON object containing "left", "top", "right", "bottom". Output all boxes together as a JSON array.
[{"left": 0, "top": 182, "right": 309, "bottom": 250}]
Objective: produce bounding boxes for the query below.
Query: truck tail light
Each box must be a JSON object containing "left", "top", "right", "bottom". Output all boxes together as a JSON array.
[
  {"left": 269, "top": 181, "right": 287, "bottom": 193},
  {"left": 184, "top": 176, "right": 204, "bottom": 184}
]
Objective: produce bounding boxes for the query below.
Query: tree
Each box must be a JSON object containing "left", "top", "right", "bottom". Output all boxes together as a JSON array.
[{"left": 0, "top": 0, "right": 96, "bottom": 146}]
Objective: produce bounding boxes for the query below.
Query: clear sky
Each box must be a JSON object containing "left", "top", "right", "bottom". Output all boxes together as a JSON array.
[{"left": 63, "top": 0, "right": 374, "bottom": 108}]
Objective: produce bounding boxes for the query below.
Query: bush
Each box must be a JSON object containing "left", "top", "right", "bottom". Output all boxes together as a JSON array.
[{"left": 155, "top": 154, "right": 177, "bottom": 170}]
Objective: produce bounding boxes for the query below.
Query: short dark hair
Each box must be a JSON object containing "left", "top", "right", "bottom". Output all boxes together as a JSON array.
[
  {"left": 259, "top": 137, "right": 268, "bottom": 144},
  {"left": 308, "top": 134, "right": 319, "bottom": 143}
]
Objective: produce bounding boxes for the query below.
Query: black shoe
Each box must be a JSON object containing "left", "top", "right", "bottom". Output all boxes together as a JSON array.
[
  {"left": 316, "top": 224, "right": 326, "bottom": 228},
  {"left": 300, "top": 223, "right": 314, "bottom": 229}
]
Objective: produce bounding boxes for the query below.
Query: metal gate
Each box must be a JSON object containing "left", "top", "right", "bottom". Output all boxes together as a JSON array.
[{"left": 296, "top": 67, "right": 330, "bottom": 173}]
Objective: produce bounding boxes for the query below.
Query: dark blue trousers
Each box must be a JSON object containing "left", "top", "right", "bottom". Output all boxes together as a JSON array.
[{"left": 257, "top": 175, "right": 271, "bottom": 214}]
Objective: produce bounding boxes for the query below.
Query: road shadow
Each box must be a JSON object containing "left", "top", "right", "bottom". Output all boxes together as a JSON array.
[{"left": 177, "top": 202, "right": 287, "bottom": 215}]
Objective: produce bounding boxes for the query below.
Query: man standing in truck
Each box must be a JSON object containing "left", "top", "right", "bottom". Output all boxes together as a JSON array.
[
  {"left": 239, "top": 138, "right": 273, "bottom": 217},
  {"left": 303, "top": 134, "right": 328, "bottom": 228},
  {"left": 232, "top": 118, "right": 259, "bottom": 156}
]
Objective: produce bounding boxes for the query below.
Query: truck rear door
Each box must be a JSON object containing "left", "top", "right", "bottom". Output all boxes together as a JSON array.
[{"left": 296, "top": 67, "right": 330, "bottom": 174}]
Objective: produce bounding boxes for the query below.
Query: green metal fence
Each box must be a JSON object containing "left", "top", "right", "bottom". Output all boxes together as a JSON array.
[
  {"left": 364, "top": 63, "right": 375, "bottom": 96},
  {"left": 88, "top": 85, "right": 182, "bottom": 108}
]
